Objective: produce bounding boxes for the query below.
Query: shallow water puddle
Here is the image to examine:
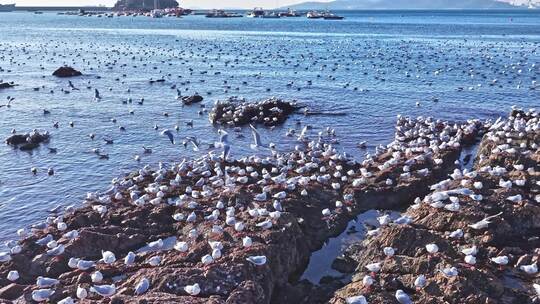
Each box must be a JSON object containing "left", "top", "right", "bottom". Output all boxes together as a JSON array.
[{"left": 300, "top": 209, "right": 400, "bottom": 284}]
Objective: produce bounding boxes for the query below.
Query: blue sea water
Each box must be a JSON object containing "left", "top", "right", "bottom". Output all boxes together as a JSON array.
[{"left": 0, "top": 10, "right": 538, "bottom": 242}]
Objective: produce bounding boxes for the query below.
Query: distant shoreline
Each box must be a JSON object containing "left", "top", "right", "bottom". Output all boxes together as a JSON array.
[{"left": 11, "top": 7, "right": 536, "bottom": 12}]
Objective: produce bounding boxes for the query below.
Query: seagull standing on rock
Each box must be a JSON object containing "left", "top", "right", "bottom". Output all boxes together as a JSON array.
[
  {"left": 395, "top": 289, "right": 413, "bottom": 304},
  {"left": 135, "top": 278, "right": 150, "bottom": 295}
]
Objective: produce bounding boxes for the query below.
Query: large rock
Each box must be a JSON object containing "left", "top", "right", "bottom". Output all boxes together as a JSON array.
[{"left": 52, "top": 66, "right": 82, "bottom": 78}]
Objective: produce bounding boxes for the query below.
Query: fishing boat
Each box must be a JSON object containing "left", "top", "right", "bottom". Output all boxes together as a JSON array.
[
  {"left": 278, "top": 8, "right": 301, "bottom": 17},
  {"left": 246, "top": 7, "right": 265, "bottom": 18},
  {"left": 306, "top": 11, "right": 323, "bottom": 19},
  {"left": 322, "top": 11, "right": 344, "bottom": 20},
  {"left": 0, "top": 4, "right": 15, "bottom": 12}
]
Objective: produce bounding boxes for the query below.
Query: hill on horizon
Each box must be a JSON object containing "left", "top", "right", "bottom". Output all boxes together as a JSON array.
[{"left": 283, "top": 0, "right": 518, "bottom": 10}]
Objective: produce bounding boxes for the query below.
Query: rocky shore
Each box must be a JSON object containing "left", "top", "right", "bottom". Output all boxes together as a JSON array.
[
  {"left": 329, "top": 108, "right": 540, "bottom": 304},
  {"left": 0, "top": 112, "right": 489, "bottom": 303}
]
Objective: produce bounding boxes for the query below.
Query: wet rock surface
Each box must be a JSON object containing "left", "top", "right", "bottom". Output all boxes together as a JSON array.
[
  {"left": 209, "top": 97, "right": 299, "bottom": 127},
  {"left": 0, "top": 115, "right": 485, "bottom": 303},
  {"left": 5, "top": 130, "right": 50, "bottom": 151},
  {"left": 52, "top": 67, "right": 82, "bottom": 78},
  {"left": 330, "top": 108, "right": 540, "bottom": 304}
]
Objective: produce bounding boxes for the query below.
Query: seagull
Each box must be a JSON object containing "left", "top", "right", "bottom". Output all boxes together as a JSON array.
[
  {"left": 7, "top": 270, "right": 19, "bottom": 281},
  {"left": 520, "top": 262, "right": 538, "bottom": 274},
  {"left": 101, "top": 250, "right": 116, "bottom": 264},
  {"left": 426, "top": 243, "right": 439, "bottom": 254},
  {"left": 94, "top": 88, "right": 101, "bottom": 100},
  {"left": 174, "top": 241, "right": 189, "bottom": 252},
  {"left": 58, "top": 297, "right": 75, "bottom": 304},
  {"left": 249, "top": 124, "right": 264, "bottom": 150},
  {"left": 36, "top": 276, "right": 60, "bottom": 288},
  {"left": 215, "top": 130, "right": 231, "bottom": 160},
  {"left": 147, "top": 256, "right": 161, "bottom": 266},
  {"left": 35, "top": 234, "right": 53, "bottom": 246},
  {"left": 124, "top": 251, "right": 136, "bottom": 265},
  {"left": 90, "top": 284, "right": 116, "bottom": 297},
  {"left": 461, "top": 245, "right": 478, "bottom": 256},
  {"left": 533, "top": 284, "right": 540, "bottom": 297},
  {"left": 32, "top": 289, "right": 55, "bottom": 302},
  {"left": 491, "top": 255, "right": 509, "bottom": 266},
  {"left": 345, "top": 295, "right": 368, "bottom": 304},
  {"left": 246, "top": 255, "right": 267, "bottom": 266},
  {"left": 365, "top": 262, "right": 381, "bottom": 274},
  {"left": 77, "top": 259, "right": 96, "bottom": 270},
  {"left": 414, "top": 275, "right": 426, "bottom": 290},
  {"left": 161, "top": 129, "right": 174, "bottom": 144},
  {"left": 440, "top": 266, "right": 459, "bottom": 277},
  {"left": 395, "top": 289, "right": 412, "bottom": 304},
  {"left": 77, "top": 285, "right": 88, "bottom": 299},
  {"left": 184, "top": 136, "right": 200, "bottom": 151},
  {"left": 383, "top": 247, "right": 395, "bottom": 258},
  {"left": 46, "top": 244, "right": 65, "bottom": 256},
  {"left": 184, "top": 283, "right": 201, "bottom": 296},
  {"left": 91, "top": 271, "right": 103, "bottom": 283},
  {"left": 142, "top": 146, "right": 152, "bottom": 154},
  {"left": 215, "top": 129, "right": 229, "bottom": 148},
  {"left": 134, "top": 278, "right": 150, "bottom": 295},
  {"left": 362, "top": 275, "right": 374, "bottom": 288},
  {"left": 468, "top": 212, "right": 503, "bottom": 230}
]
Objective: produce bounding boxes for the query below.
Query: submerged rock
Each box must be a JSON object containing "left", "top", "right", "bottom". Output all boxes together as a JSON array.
[
  {"left": 209, "top": 97, "right": 299, "bottom": 127},
  {"left": 52, "top": 66, "right": 82, "bottom": 78}
]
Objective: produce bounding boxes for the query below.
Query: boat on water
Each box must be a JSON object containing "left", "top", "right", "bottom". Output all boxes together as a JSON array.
[
  {"left": 278, "top": 8, "right": 301, "bottom": 17},
  {"left": 323, "top": 12, "right": 344, "bottom": 20},
  {"left": 0, "top": 4, "right": 15, "bottom": 12},
  {"left": 306, "top": 11, "right": 323, "bottom": 19},
  {"left": 246, "top": 7, "right": 265, "bottom": 18},
  {"left": 205, "top": 9, "right": 242, "bottom": 18}
]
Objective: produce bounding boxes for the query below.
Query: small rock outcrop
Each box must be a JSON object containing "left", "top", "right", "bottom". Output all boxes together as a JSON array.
[
  {"left": 181, "top": 94, "right": 204, "bottom": 105},
  {"left": 52, "top": 67, "right": 82, "bottom": 78},
  {"left": 5, "top": 130, "right": 50, "bottom": 151},
  {"left": 209, "top": 98, "right": 299, "bottom": 127}
]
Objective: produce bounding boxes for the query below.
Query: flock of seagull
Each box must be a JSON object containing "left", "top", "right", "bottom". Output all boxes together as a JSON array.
[
  {"left": 342, "top": 108, "right": 540, "bottom": 304},
  {"left": 0, "top": 16, "right": 539, "bottom": 304},
  {"left": 0, "top": 101, "right": 490, "bottom": 302}
]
